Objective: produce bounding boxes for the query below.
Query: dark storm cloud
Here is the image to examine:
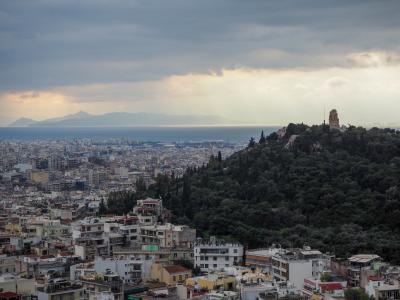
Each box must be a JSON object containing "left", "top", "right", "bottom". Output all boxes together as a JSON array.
[{"left": 0, "top": 0, "right": 399, "bottom": 91}]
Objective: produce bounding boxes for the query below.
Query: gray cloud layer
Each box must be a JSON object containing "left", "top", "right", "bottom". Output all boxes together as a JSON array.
[{"left": 1, "top": 0, "right": 400, "bottom": 91}]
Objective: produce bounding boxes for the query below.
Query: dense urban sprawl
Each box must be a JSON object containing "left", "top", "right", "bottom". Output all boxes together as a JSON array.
[{"left": 0, "top": 123, "right": 399, "bottom": 300}]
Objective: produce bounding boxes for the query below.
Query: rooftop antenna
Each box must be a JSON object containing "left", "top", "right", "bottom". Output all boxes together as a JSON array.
[{"left": 323, "top": 104, "right": 326, "bottom": 125}]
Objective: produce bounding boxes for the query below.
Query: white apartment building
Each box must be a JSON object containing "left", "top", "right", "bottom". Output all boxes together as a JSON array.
[
  {"left": 0, "top": 255, "right": 16, "bottom": 274},
  {"left": 94, "top": 256, "right": 153, "bottom": 284},
  {"left": 194, "top": 237, "right": 243, "bottom": 272},
  {"left": 365, "top": 277, "right": 400, "bottom": 300},
  {"left": 72, "top": 218, "right": 104, "bottom": 240},
  {"left": 271, "top": 247, "right": 331, "bottom": 290}
]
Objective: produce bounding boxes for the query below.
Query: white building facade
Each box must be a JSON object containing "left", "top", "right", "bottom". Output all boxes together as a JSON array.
[{"left": 194, "top": 237, "right": 243, "bottom": 272}]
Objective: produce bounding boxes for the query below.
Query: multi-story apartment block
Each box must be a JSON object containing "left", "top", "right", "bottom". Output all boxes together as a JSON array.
[
  {"left": 365, "top": 276, "right": 400, "bottom": 300},
  {"left": 80, "top": 272, "right": 124, "bottom": 300},
  {"left": 138, "top": 214, "right": 158, "bottom": 226},
  {"left": 94, "top": 256, "right": 153, "bottom": 284},
  {"left": 170, "top": 247, "right": 195, "bottom": 263},
  {"left": 0, "top": 255, "right": 16, "bottom": 274},
  {"left": 271, "top": 247, "right": 331, "bottom": 290},
  {"left": 172, "top": 225, "right": 196, "bottom": 248},
  {"left": 72, "top": 218, "right": 104, "bottom": 240},
  {"left": 134, "top": 198, "right": 163, "bottom": 216},
  {"left": 347, "top": 254, "right": 381, "bottom": 287},
  {"left": 194, "top": 237, "right": 243, "bottom": 272},
  {"left": 73, "top": 218, "right": 108, "bottom": 260},
  {"left": 118, "top": 223, "right": 140, "bottom": 246},
  {"left": 245, "top": 248, "right": 281, "bottom": 273},
  {"left": 139, "top": 223, "right": 196, "bottom": 248},
  {"left": 15, "top": 255, "right": 77, "bottom": 279},
  {"left": 37, "top": 280, "right": 83, "bottom": 300},
  {"left": 113, "top": 245, "right": 172, "bottom": 265}
]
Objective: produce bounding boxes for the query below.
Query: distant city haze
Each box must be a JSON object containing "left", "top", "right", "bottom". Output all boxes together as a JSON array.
[{"left": 1, "top": 1, "right": 400, "bottom": 127}]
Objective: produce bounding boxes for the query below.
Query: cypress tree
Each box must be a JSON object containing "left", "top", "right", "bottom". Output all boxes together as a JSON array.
[{"left": 259, "top": 130, "right": 266, "bottom": 144}]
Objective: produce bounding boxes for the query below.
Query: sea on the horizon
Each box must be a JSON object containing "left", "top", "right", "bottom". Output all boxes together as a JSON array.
[{"left": 0, "top": 126, "right": 279, "bottom": 143}]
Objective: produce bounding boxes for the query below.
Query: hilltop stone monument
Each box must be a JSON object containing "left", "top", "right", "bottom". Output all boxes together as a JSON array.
[{"left": 329, "top": 109, "right": 340, "bottom": 129}]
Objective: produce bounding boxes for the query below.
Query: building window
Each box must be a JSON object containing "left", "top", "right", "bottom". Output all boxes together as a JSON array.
[
  {"left": 213, "top": 256, "right": 217, "bottom": 261},
  {"left": 225, "top": 256, "right": 229, "bottom": 261},
  {"left": 205, "top": 264, "right": 208, "bottom": 268},
  {"left": 173, "top": 276, "right": 176, "bottom": 281},
  {"left": 213, "top": 264, "right": 217, "bottom": 268},
  {"left": 233, "top": 249, "right": 238, "bottom": 253}
]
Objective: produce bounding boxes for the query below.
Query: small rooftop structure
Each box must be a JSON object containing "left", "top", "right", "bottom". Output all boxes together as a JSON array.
[
  {"left": 348, "top": 254, "right": 381, "bottom": 264},
  {"left": 300, "top": 250, "right": 322, "bottom": 257}
]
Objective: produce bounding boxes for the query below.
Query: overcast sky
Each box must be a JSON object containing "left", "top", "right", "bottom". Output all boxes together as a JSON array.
[{"left": 1, "top": 0, "right": 400, "bottom": 126}]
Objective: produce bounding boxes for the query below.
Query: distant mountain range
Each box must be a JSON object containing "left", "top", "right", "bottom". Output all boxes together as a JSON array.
[{"left": 9, "top": 111, "right": 230, "bottom": 127}]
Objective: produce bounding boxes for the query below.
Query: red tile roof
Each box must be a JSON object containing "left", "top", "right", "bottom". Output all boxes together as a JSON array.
[
  {"left": 0, "top": 291, "right": 18, "bottom": 298},
  {"left": 368, "top": 276, "right": 383, "bottom": 281},
  {"left": 320, "top": 282, "right": 343, "bottom": 292},
  {"left": 164, "top": 265, "right": 190, "bottom": 274}
]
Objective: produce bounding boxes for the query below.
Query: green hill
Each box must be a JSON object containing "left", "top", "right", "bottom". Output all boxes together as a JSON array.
[{"left": 109, "top": 123, "right": 400, "bottom": 263}]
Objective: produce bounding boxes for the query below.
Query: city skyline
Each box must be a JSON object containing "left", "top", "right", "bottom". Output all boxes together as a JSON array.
[
  {"left": 1, "top": 1, "right": 400, "bottom": 126},
  {"left": 2, "top": 2, "right": 400, "bottom": 299}
]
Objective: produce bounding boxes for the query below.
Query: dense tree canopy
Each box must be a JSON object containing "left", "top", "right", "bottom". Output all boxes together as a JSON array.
[
  {"left": 345, "top": 288, "right": 372, "bottom": 300},
  {"left": 107, "top": 124, "right": 400, "bottom": 263}
]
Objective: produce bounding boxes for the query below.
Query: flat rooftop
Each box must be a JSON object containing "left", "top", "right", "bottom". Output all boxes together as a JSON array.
[
  {"left": 348, "top": 254, "right": 380, "bottom": 263},
  {"left": 247, "top": 249, "right": 281, "bottom": 257}
]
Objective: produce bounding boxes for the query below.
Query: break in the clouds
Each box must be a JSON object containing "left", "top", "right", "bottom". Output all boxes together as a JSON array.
[{"left": 1, "top": 0, "right": 400, "bottom": 125}]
